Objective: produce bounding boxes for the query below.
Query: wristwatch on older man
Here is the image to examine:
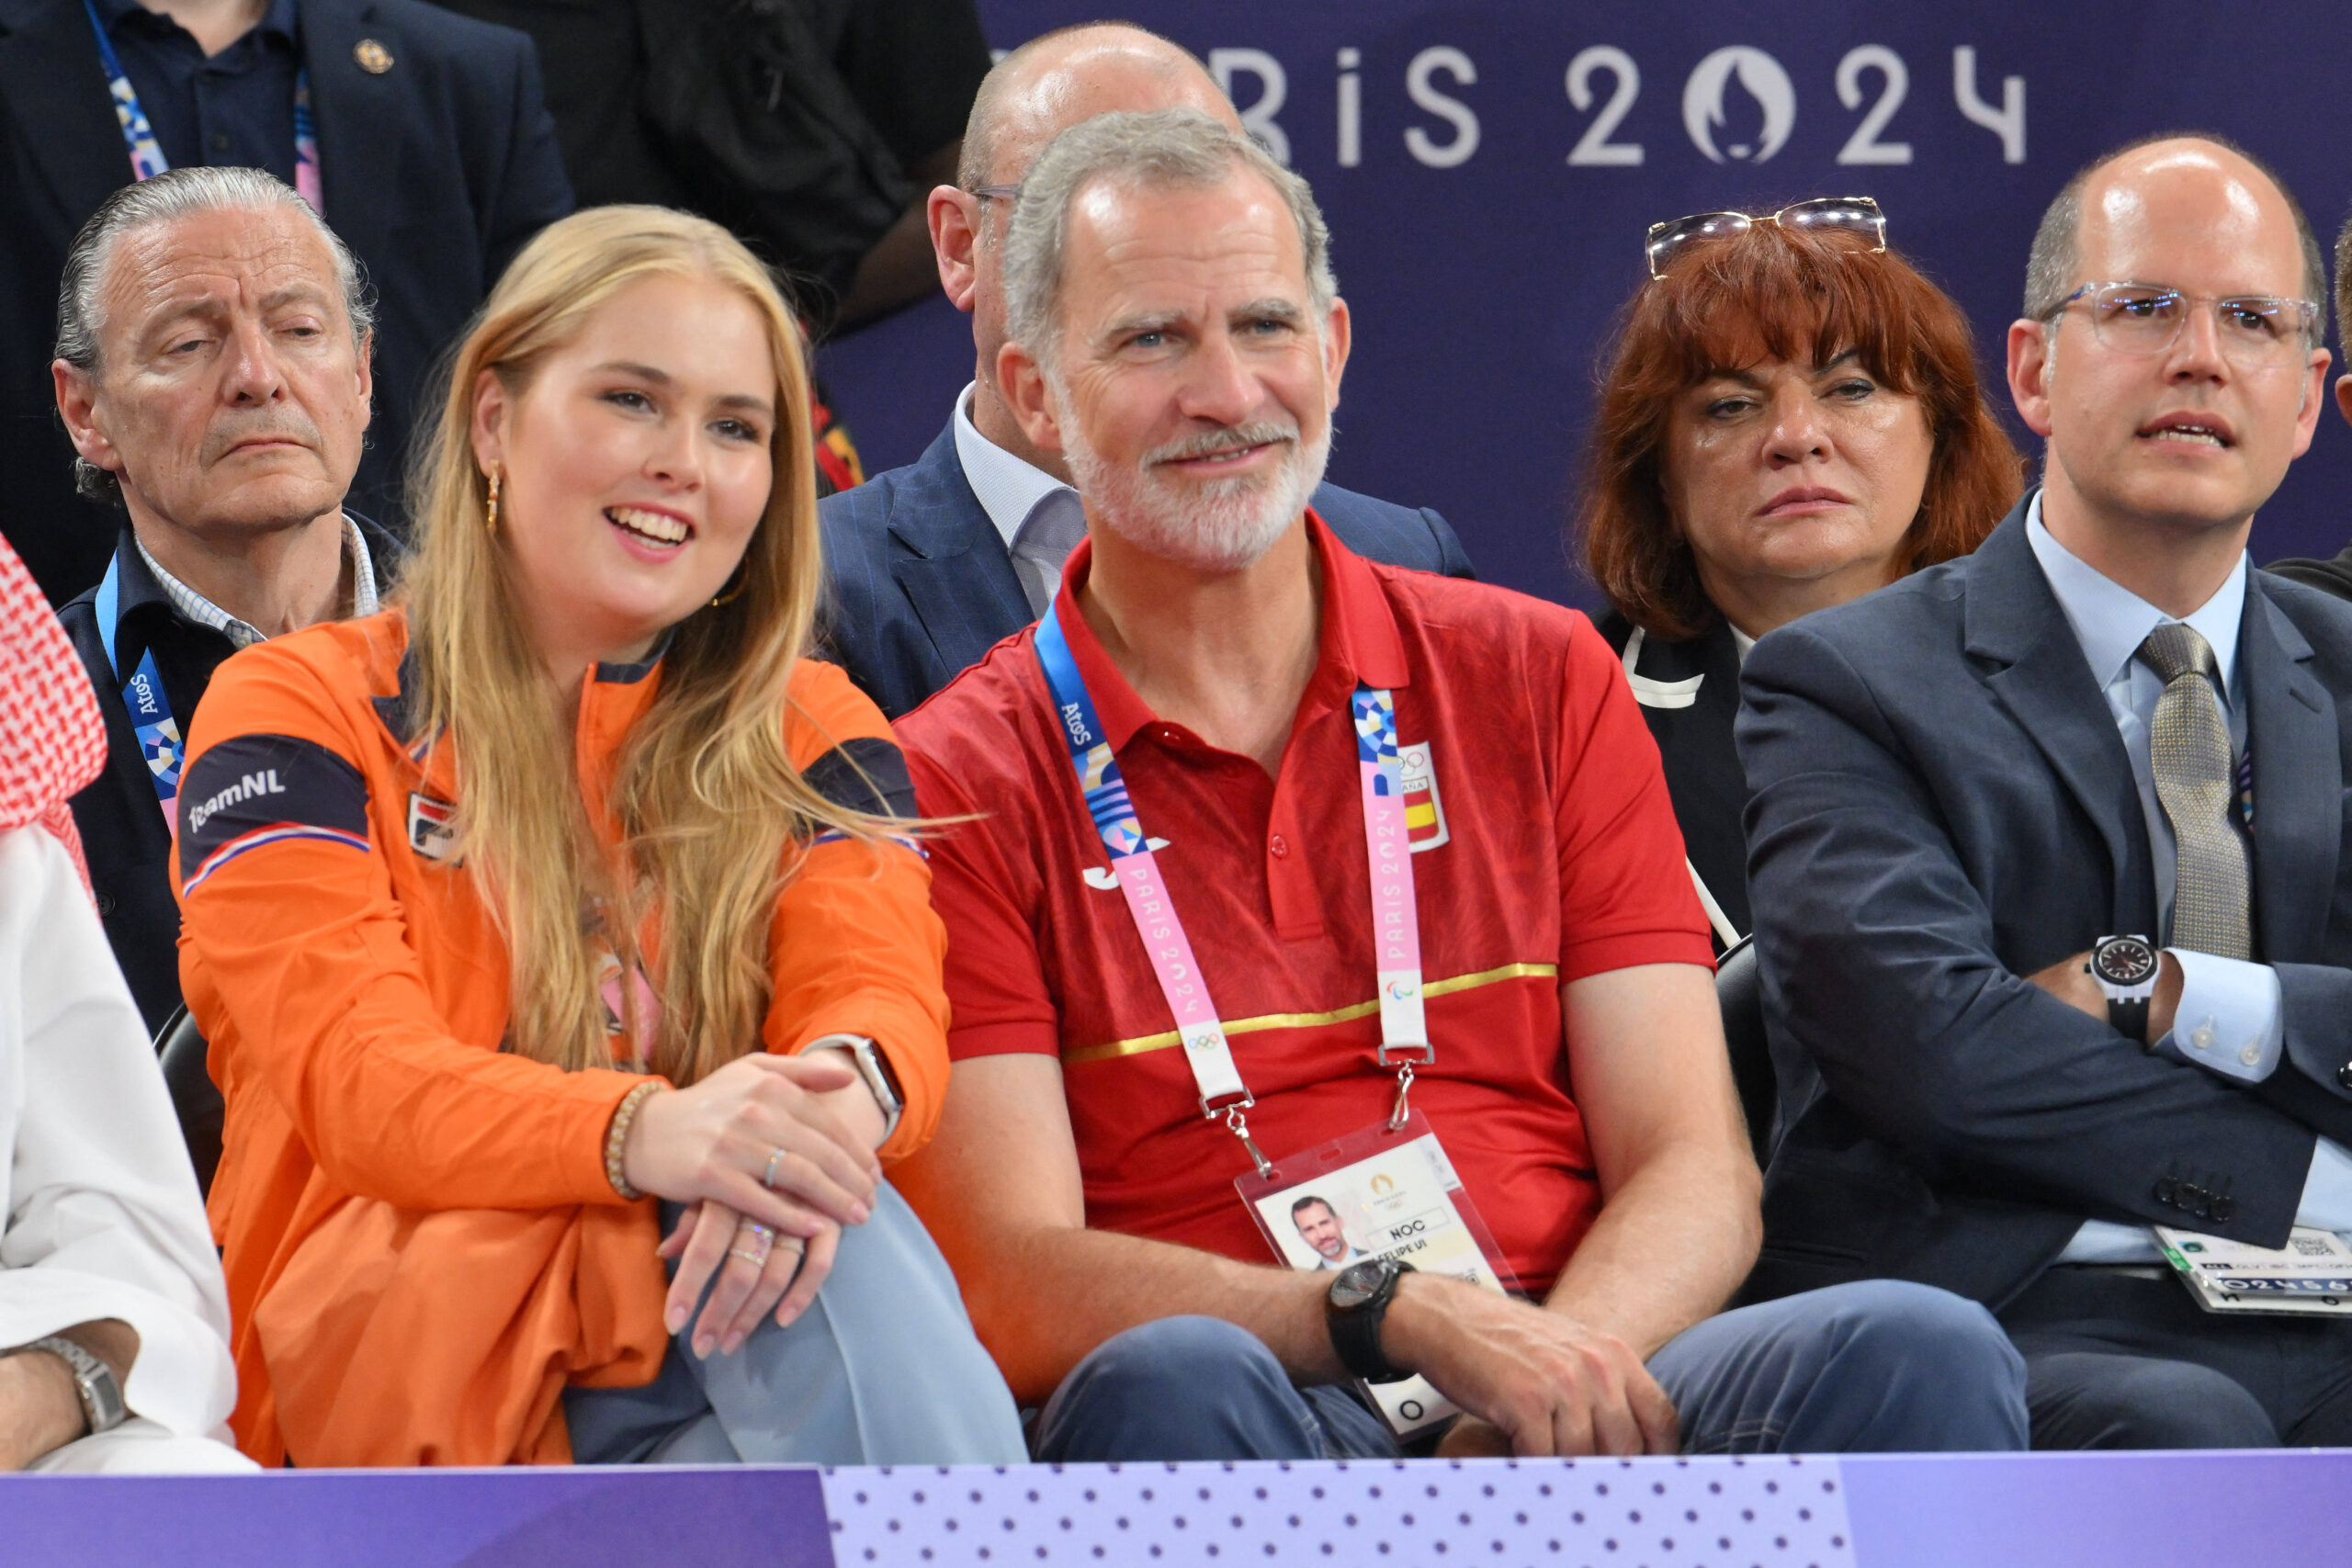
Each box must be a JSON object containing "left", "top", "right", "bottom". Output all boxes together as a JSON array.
[{"left": 2087, "top": 934, "right": 2161, "bottom": 1044}]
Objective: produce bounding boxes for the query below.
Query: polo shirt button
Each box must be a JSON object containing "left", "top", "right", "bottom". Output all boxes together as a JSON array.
[
  {"left": 1269, "top": 834, "right": 1290, "bottom": 858},
  {"left": 209, "top": 131, "right": 229, "bottom": 153}
]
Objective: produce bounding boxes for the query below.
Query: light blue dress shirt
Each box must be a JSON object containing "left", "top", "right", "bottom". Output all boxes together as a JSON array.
[
  {"left": 2026, "top": 498, "right": 2352, "bottom": 1260},
  {"left": 951, "top": 384, "right": 1090, "bottom": 617}
]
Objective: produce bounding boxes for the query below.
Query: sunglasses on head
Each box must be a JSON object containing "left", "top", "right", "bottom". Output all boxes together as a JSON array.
[{"left": 1645, "top": 197, "right": 1887, "bottom": 280}]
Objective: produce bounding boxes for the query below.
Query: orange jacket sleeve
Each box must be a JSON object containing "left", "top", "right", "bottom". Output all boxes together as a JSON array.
[
  {"left": 175, "top": 636, "right": 642, "bottom": 1213},
  {"left": 770, "top": 660, "right": 952, "bottom": 1162}
]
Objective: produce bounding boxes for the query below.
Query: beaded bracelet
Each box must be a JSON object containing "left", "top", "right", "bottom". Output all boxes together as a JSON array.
[{"left": 604, "top": 1080, "right": 663, "bottom": 1201}]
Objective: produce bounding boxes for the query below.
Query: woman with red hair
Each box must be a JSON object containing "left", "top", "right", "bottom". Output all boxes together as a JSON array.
[{"left": 1580, "top": 199, "right": 2022, "bottom": 960}]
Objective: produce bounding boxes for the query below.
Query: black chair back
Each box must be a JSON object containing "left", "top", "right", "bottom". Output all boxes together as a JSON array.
[
  {"left": 152, "top": 1006, "right": 224, "bottom": 1199},
  {"left": 1713, "top": 936, "right": 1776, "bottom": 1165}
]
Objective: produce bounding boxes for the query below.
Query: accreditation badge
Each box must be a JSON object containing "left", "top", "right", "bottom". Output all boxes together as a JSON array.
[
  {"left": 2156, "top": 1225, "right": 2352, "bottom": 1315},
  {"left": 1236, "top": 1109, "right": 1517, "bottom": 1437}
]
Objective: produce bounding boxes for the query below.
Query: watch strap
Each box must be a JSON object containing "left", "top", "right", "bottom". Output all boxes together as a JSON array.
[
  {"left": 1326, "top": 1261, "right": 1410, "bottom": 1381},
  {"left": 2109, "top": 994, "right": 2152, "bottom": 1044},
  {"left": 25, "top": 1335, "right": 125, "bottom": 1435},
  {"left": 803, "top": 1034, "right": 903, "bottom": 1141}
]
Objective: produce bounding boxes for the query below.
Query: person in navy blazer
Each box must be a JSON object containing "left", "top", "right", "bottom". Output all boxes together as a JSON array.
[
  {"left": 1739, "top": 137, "right": 2352, "bottom": 1448},
  {"left": 816, "top": 23, "right": 1471, "bottom": 720},
  {"left": 0, "top": 0, "right": 571, "bottom": 607}
]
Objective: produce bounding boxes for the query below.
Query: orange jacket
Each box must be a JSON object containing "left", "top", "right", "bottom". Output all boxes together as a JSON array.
[{"left": 173, "top": 611, "right": 947, "bottom": 1467}]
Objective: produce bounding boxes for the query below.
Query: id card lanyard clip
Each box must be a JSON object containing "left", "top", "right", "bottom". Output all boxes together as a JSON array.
[{"left": 1035, "top": 605, "right": 1433, "bottom": 1170}]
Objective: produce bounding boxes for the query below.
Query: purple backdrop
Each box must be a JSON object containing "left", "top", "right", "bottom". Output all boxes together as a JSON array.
[{"left": 817, "top": 0, "right": 2352, "bottom": 608}]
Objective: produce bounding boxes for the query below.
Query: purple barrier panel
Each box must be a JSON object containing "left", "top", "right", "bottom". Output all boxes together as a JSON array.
[
  {"left": 0, "top": 1465, "right": 832, "bottom": 1568},
  {"left": 1840, "top": 1448, "right": 2352, "bottom": 1568},
  {"left": 820, "top": 1456, "right": 1857, "bottom": 1565}
]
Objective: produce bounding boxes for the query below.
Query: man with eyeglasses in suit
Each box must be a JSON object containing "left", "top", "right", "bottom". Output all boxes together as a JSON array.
[{"left": 1741, "top": 133, "right": 2352, "bottom": 1449}]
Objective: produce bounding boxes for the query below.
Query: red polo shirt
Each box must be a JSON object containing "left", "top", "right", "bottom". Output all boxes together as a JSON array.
[{"left": 897, "top": 515, "right": 1712, "bottom": 1294}]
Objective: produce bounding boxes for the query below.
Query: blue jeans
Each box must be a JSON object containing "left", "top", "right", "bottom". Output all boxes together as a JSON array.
[
  {"left": 563, "top": 1184, "right": 1026, "bottom": 1465},
  {"left": 1032, "top": 1280, "right": 2028, "bottom": 1461}
]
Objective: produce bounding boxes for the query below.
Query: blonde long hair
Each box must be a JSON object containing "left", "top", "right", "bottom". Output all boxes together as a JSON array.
[{"left": 400, "top": 206, "right": 881, "bottom": 1086}]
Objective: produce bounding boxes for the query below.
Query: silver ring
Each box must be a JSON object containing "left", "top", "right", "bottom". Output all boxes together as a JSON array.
[
  {"left": 762, "top": 1148, "right": 787, "bottom": 1189},
  {"left": 743, "top": 1221, "right": 775, "bottom": 1243},
  {"left": 727, "top": 1247, "right": 768, "bottom": 1265}
]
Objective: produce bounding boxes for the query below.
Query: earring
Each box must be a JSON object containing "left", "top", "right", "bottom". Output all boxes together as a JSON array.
[
  {"left": 483, "top": 468, "right": 501, "bottom": 535},
  {"left": 708, "top": 570, "right": 747, "bottom": 608}
]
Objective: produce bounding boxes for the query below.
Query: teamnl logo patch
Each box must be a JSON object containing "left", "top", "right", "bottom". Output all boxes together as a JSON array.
[
  {"left": 1399, "top": 741, "right": 1448, "bottom": 851},
  {"left": 406, "top": 793, "right": 460, "bottom": 863}
]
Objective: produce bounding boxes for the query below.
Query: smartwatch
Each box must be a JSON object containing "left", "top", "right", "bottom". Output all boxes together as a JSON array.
[
  {"left": 803, "top": 1034, "right": 904, "bottom": 1141},
  {"left": 1325, "top": 1258, "right": 1414, "bottom": 1382},
  {"left": 22, "top": 1336, "right": 125, "bottom": 1438},
  {"left": 2087, "top": 934, "right": 2160, "bottom": 1044}
]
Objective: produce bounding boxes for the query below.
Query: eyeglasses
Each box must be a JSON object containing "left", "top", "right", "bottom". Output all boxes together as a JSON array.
[
  {"left": 2050, "top": 282, "right": 2320, "bottom": 367},
  {"left": 968, "top": 185, "right": 1021, "bottom": 203},
  {"left": 1645, "top": 197, "right": 1887, "bottom": 280}
]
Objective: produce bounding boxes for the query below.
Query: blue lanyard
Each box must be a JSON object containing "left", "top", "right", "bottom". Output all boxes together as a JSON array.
[
  {"left": 83, "top": 0, "right": 322, "bottom": 208},
  {"left": 95, "top": 557, "right": 186, "bottom": 821}
]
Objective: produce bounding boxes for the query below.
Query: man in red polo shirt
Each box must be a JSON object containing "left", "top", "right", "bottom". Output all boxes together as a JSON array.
[{"left": 892, "top": 107, "right": 2030, "bottom": 1460}]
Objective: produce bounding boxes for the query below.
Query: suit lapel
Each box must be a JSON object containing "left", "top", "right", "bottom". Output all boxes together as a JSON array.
[
  {"left": 300, "top": 0, "right": 400, "bottom": 250},
  {"left": 888, "top": 423, "right": 1033, "bottom": 673},
  {"left": 1966, "top": 503, "right": 2156, "bottom": 934},
  {"left": 0, "top": 0, "right": 132, "bottom": 230},
  {"left": 2241, "top": 581, "right": 2339, "bottom": 964}
]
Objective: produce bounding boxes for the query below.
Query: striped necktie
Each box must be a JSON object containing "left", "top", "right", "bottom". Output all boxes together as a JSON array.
[{"left": 2137, "top": 622, "right": 2251, "bottom": 958}]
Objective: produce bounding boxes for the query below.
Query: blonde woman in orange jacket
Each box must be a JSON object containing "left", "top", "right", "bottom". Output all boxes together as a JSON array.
[{"left": 172, "top": 207, "right": 1023, "bottom": 1468}]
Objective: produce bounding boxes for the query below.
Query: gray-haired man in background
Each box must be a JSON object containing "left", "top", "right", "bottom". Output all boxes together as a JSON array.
[{"left": 52, "top": 166, "right": 394, "bottom": 1046}]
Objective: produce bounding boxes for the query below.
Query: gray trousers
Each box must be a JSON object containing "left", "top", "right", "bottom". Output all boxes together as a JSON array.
[{"left": 564, "top": 1182, "right": 1025, "bottom": 1465}]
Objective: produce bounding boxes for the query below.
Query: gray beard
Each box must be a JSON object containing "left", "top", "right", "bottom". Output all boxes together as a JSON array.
[{"left": 1055, "top": 389, "right": 1330, "bottom": 575}]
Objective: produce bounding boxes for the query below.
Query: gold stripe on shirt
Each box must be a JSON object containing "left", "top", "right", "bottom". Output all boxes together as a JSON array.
[{"left": 1061, "top": 960, "right": 1560, "bottom": 1066}]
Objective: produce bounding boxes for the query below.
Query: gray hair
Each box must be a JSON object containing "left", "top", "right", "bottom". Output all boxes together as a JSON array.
[
  {"left": 2023, "top": 131, "right": 2327, "bottom": 336},
  {"left": 55, "top": 166, "right": 375, "bottom": 505},
  {"left": 1001, "top": 108, "right": 1337, "bottom": 374}
]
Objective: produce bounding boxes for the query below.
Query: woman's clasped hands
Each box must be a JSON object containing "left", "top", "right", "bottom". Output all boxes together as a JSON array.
[{"left": 620, "top": 1051, "right": 887, "bottom": 1357}]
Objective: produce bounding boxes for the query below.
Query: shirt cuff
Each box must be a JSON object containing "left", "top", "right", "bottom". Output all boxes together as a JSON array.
[
  {"left": 2156, "top": 949, "right": 2282, "bottom": 1083},
  {"left": 2296, "top": 1138, "right": 2352, "bottom": 1234}
]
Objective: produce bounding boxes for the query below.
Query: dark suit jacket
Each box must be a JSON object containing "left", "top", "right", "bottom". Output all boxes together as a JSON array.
[
  {"left": 1737, "top": 497, "right": 2352, "bottom": 1311},
  {"left": 0, "top": 0, "right": 570, "bottom": 606},
  {"left": 817, "top": 421, "right": 1480, "bottom": 719},
  {"left": 1593, "top": 610, "right": 1749, "bottom": 945},
  {"left": 57, "top": 516, "right": 400, "bottom": 1035}
]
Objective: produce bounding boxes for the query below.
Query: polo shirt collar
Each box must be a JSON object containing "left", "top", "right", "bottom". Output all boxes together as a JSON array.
[
  {"left": 1047, "top": 509, "right": 1411, "bottom": 753},
  {"left": 96, "top": 0, "right": 298, "bottom": 44}
]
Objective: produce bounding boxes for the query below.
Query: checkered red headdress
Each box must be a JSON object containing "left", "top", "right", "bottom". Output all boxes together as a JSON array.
[{"left": 0, "top": 535, "right": 104, "bottom": 890}]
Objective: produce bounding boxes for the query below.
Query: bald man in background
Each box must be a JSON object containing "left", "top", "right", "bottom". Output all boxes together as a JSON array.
[
  {"left": 1741, "top": 133, "right": 2352, "bottom": 1450},
  {"left": 817, "top": 22, "right": 1474, "bottom": 719}
]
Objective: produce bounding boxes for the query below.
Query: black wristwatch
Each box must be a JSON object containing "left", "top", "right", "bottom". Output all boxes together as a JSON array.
[
  {"left": 2087, "top": 933, "right": 2160, "bottom": 1044},
  {"left": 1326, "top": 1258, "right": 1413, "bottom": 1382}
]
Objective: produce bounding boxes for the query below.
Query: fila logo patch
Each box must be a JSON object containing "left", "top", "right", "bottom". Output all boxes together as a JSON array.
[
  {"left": 1083, "top": 838, "right": 1170, "bottom": 889},
  {"left": 1399, "top": 741, "right": 1448, "bottom": 852},
  {"left": 407, "top": 793, "right": 460, "bottom": 863}
]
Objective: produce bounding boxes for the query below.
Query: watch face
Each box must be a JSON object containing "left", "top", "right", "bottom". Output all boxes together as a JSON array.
[
  {"left": 2094, "top": 936, "right": 2158, "bottom": 987},
  {"left": 1329, "top": 1260, "right": 1389, "bottom": 1310}
]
